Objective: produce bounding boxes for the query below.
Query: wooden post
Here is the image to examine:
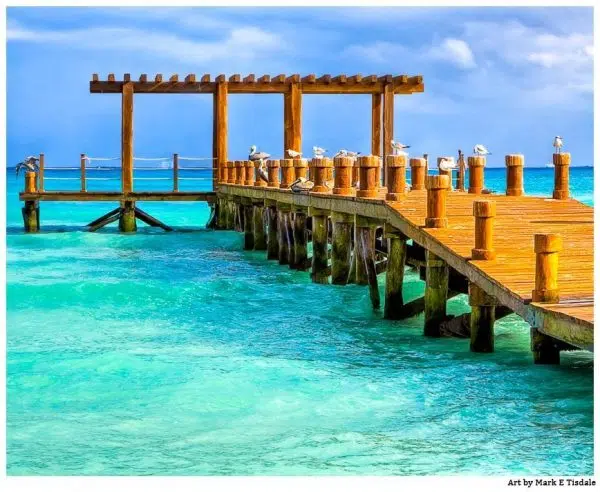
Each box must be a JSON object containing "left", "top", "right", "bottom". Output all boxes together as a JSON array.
[
  {"left": 357, "top": 221, "right": 380, "bottom": 309},
  {"left": 310, "top": 207, "right": 329, "bottom": 284},
  {"left": 386, "top": 155, "right": 407, "bottom": 200},
  {"left": 531, "top": 328, "right": 560, "bottom": 364},
  {"left": 311, "top": 158, "right": 332, "bottom": 193},
  {"left": 552, "top": 153, "right": 570, "bottom": 200},
  {"left": 226, "top": 199, "right": 234, "bottom": 230},
  {"left": 356, "top": 155, "right": 379, "bottom": 198},
  {"left": 456, "top": 150, "right": 466, "bottom": 192},
  {"left": 532, "top": 233, "right": 562, "bottom": 303},
  {"left": 469, "top": 283, "right": 496, "bottom": 353},
  {"left": 425, "top": 175, "right": 449, "bottom": 228},
  {"left": 267, "top": 160, "right": 280, "bottom": 188},
  {"left": 284, "top": 82, "right": 302, "bottom": 156},
  {"left": 371, "top": 93, "right": 382, "bottom": 157},
  {"left": 472, "top": 200, "right": 496, "bottom": 260},
  {"left": 286, "top": 212, "right": 295, "bottom": 266},
  {"left": 226, "top": 161, "right": 235, "bottom": 184},
  {"left": 280, "top": 159, "right": 295, "bottom": 188},
  {"left": 505, "top": 154, "right": 524, "bottom": 196},
  {"left": 424, "top": 250, "right": 449, "bottom": 337},
  {"left": 24, "top": 171, "right": 37, "bottom": 193},
  {"left": 173, "top": 153, "right": 179, "bottom": 191},
  {"left": 253, "top": 161, "right": 267, "bottom": 187},
  {"left": 244, "top": 160, "right": 254, "bottom": 186},
  {"left": 333, "top": 157, "right": 353, "bottom": 196},
  {"left": 235, "top": 161, "right": 244, "bottom": 185},
  {"left": 243, "top": 200, "right": 254, "bottom": 250},
  {"left": 468, "top": 156, "right": 485, "bottom": 194},
  {"left": 292, "top": 208, "right": 308, "bottom": 270},
  {"left": 22, "top": 200, "right": 39, "bottom": 232},
  {"left": 384, "top": 226, "right": 407, "bottom": 319},
  {"left": 409, "top": 157, "right": 426, "bottom": 191},
  {"left": 293, "top": 158, "right": 308, "bottom": 180},
  {"left": 382, "top": 84, "right": 394, "bottom": 185},
  {"left": 38, "top": 153, "right": 44, "bottom": 192},
  {"left": 213, "top": 81, "right": 228, "bottom": 191},
  {"left": 266, "top": 201, "right": 279, "bottom": 260},
  {"left": 354, "top": 215, "right": 375, "bottom": 286},
  {"left": 437, "top": 156, "right": 453, "bottom": 191},
  {"left": 277, "top": 204, "right": 290, "bottom": 265},
  {"left": 119, "top": 200, "right": 136, "bottom": 232},
  {"left": 121, "top": 81, "right": 134, "bottom": 194},
  {"left": 253, "top": 203, "right": 266, "bottom": 250},
  {"left": 331, "top": 211, "right": 353, "bottom": 284}
]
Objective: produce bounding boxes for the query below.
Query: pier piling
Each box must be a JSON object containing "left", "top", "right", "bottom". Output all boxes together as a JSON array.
[
  {"left": 358, "top": 224, "right": 381, "bottom": 309},
  {"left": 425, "top": 175, "right": 450, "bottom": 228},
  {"left": 253, "top": 202, "right": 266, "bottom": 250},
  {"left": 437, "top": 156, "right": 454, "bottom": 191},
  {"left": 552, "top": 153, "right": 570, "bottom": 200},
  {"left": 410, "top": 157, "right": 426, "bottom": 191},
  {"left": 468, "top": 156, "right": 485, "bottom": 194},
  {"left": 243, "top": 199, "right": 254, "bottom": 249},
  {"left": 265, "top": 200, "right": 279, "bottom": 260},
  {"left": 310, "top": 207, "right": 329, "bottom": 283},
  {"left": 424, "top": 250, "right": 449, "bottom": 336},
  {"left": 532, "top": 233, "right": 562, "bottom": 303},
  {"left": 331, "top": 211, "right": 353, "bottom": 284},
  {"left": 118, "top": 200, "right": 137, "bottom": 232},
  {"left": 277, "top": 204, "right": 291, "bottom": 265},
  {"left": 505, "top": 154, "right": 524, "bottom": 196},
  {"left": 384, "top": 226, "right": 407, "bottom": 319},
  {"left": 292, "top": 207, "right": 308, "bottom": 269},
  {"left": 469, "top": 283, "right": 497, "bottom": 352},
  {"left": 472, "top": 200, "right": 496, "bottom": 260},
  {"left": 22, "top": 200, "right": 40, "bottom": 233},
  {"left": 386, "top": 155, "right": 407, "bottom": 201}
]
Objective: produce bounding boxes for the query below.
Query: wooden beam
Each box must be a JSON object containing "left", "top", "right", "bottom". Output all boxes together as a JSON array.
[
  {"left": 121, "top": 82, "right": 134, "bottom": 194},
  {"left": 229, "top": 74, "right": 241, "bottom": 83},
  {"left": 258, "top": 75, "right": 270, "bottom": 83},
  {"left": 382, "top": 82, "right": 394, "bottom": 184},
  {"left": 284, "top": 82, "right": 302, "bottom": 156},
  {"left": 169, "top": 74, "right": 179, "bottom": 82},
  {"left": 272, "top": 74, "right": 285, "bottom": 83},
  {"left": 286, "top": 74, "right": 300, "bottom": 83},
  {"left": 348, "top": 74, "right": 362, "bottom": 84},
  {"left": 124, "top": 73, "right": 131, "bottom": 82},
  {"left": 185, "top": 74, "right": 196, "bottom": 83},
  {"left": 155, "top": 74, "right": 163, "bottom": 83},
  {"left": 243, "top": 74, "right": 255, "bottom": 83},
  {"left": 92, "top": 73, "right": 99, "bottom": 82},
  {"left": 393, "top": 75, "right": 408, "bottom": 84},
  {"left": 213, "top": 81, "right": 228, "bottom": 191},
  {"left": 108, "top": 73, "right": 115, "bottom": 82},
  {"left": 378, "top": 75, "right": 393, "bottom": 83},
  {"left": 364, "top": 75, "right": 377, "bottom": 84},
  {"left": 201, "top": 74, "right": 211, "bottom": 82},
  {"left": 215, "top": 74, "right": 226, "bottom": 83},
  {"left": 371, "top": 93, "right": 382, "bottom": 157},
  {"left": 139, "top": 74, "right": 147, "bottom": 83},
  {"left": 332, "top": 75, "right": 347, "bottom": 84},
  {"left": 302, "top": 74, "right": 316, "bottom": 83},
  {"left": 317, "top": 74, "right": 331, "bottom": 84}
]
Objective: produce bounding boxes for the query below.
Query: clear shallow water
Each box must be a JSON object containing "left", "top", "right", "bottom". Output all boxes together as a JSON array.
[{"left": 6, "top": 167, "right": 594, "bottom": 475}]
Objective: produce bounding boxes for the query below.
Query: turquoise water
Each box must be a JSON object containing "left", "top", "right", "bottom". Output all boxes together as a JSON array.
[{"left": 6, "top": 167, "right": 594, "bottom": 475}]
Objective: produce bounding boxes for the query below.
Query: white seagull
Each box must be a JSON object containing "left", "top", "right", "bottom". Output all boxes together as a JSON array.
[
  {"left": 391, "top": 140, "right": 410, "bottom": 155},
  {"left": 333, "top": 149, "right": 361, "bottom": 159},
  {"left": 313, "top": 146, "right": 327, "bottom": 159},
  {"left": 249, "top": 145, "right": 270, "bottom": 162},
  {"left": 287, "top": 149, "right": 302, "bottom": 158},
  {"left": 438, "top": 157, "right": 457, "bottom": 172},
  {"left": 553, "top": 136, "right": 563, "bottom": 154},
  {"left": 473, "top": 144, "right": 491, "bottom": 156}
]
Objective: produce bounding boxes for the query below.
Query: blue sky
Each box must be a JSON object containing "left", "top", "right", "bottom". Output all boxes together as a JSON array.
[{"left": 7, "top": 6, "right": 594, "bottom": 167}]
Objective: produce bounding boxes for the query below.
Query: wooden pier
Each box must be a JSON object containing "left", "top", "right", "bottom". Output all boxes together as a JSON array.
[{"left": 17, "top": 73, "right": 594, "bottom": 364}]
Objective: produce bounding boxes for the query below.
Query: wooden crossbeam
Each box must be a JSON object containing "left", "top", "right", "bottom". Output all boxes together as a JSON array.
[
  {"left": 139, "top": 74, "right": 147, "bottom": 83},
  {"left": 155, "top": 74, "right": 163, "bottom": 83},
  {"left": 215, "top": 74, "right": 226, "bottom": 83},
  {"left": 408, "top": 75, "right": 423, "bottom": 84},
  {"left": 332, "top": 75, "right": 347, "bottom": 84},
  {"left": 108, "top": 73, "right": 115, "bottom": 82},
  {"left": 124, "top": 73, "right": 131, "bottom": 82},
  {"left": 348, "top": 74, "right": 362, "bottom": 84},
  {"left": 286, "top": 74, "right": 300, "bottom": 83},
  {"left": 364, "top": 75, "right": 377, "bottom": 83},
  {"left": 378, "top": 75, "right": 393, "bottom": 83},
  {"left": 92, "top": 73, "right": 99, "bottom": 82},
  {"left": 393, "top": 75, "right": 408, "bottom": 84},
  {"left": 169, "top": 74, "right": 179, "bottom": 82}
]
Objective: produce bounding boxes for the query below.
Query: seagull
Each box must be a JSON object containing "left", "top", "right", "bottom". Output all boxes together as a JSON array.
[
  {"left": 290, "top": 177, "right": 314, "bottom": 193},
  {"left": 287, "top": 149, "right": 302, "bottom": 158},
  {"left": 333, "top": 149, "right": 361, "bottom": 159},
  {"left": 438, "top": 157, "right": 457, "bottom": 172},
  {"left": 391, "top": 140, "right": 410, "bottom": 155},
  {"left": 257, "top": 160, "right": 268, "bottom": 182},
  {"left": 15, "top": 156, "right": 40, "bottom": 177},
  {"left": 249, "top": 145, "right": 270, "bottom": 162},
  {"left": 473, "top": 144, "right": 491, "bottom": 156},
  {"left": 553, "top": 136, "right": 563, "bottom": 154},
  {"left": 313, "top": 146, "right": 327, "bottom": 158}
]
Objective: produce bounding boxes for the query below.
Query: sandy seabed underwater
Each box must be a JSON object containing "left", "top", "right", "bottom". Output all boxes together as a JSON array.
[{"left": 6, "top": 167, "right": 594, "bottom": 475}]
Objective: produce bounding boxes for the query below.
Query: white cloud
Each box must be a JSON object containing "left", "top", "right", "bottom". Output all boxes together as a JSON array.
[
  {"left": 428, "top": 38, "right": 476, "bottom": 69},
  {"left": 7, "top": 20, "right": 284, "bottom": 64}
]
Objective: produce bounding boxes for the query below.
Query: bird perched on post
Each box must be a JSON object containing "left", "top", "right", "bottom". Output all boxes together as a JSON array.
[
  {"left": 438, "top": 156, "right": 457, "bottom": 172},
  {"left": 15, "top": 156, "right": 40, "bottom": 177},
  {"left": 333, "top": 149, "right": 361, "bottom": 159},
  {"left": 290, "top": 177, "right": 314, "bottom": 193},
  {"left": 553, "top": 136, "right": 563, "bottom": 154},
  {"left": 287, "top": 149, "right": 302, "bottom": 158},
  {"left": 473, "top": 144, "right": 491, "bottom": 156},
  {"left": 313, "top": 146, "right": 327, "bottom": 159},
  {"left": 249, "top": 145, "right": 270, "bottom": 162},
  {"left": 391, "top": 140, "right": 410, "bottom": 155}
]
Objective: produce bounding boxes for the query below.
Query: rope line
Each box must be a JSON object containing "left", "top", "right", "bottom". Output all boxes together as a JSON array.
[
  {"left": 178, "top": 157, "right": 217, "bottom": 161},
  {"left": 133, "top": 167, "right": 172, "bottom": 171},
  {"left": 133, "top": 177, "right": 171, "bottom": 181},
  {"left": 178, "top": 177, "right": 211, "bottom": 181},
  {"left": 133, "top": 157, "right": 170, "bottom": 161},
  {"left": 85, "top": 157, "right": 120, "bottom": 161},
  {"left": 178, "top": 166, "right": 212, "bottom": 170}
]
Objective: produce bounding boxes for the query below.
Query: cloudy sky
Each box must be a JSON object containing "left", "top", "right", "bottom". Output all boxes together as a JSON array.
[{"left": 7, "top": 6, "right": 594, "bottom": 167}]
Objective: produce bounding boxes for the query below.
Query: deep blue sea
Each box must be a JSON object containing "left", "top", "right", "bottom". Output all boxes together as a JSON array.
[{"left": 5, "top": 166, "right": 594, "bottom": 475}]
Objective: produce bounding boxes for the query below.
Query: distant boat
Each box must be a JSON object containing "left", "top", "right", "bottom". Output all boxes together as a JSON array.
[{"left": 545, "top": 163, "right": 554, "bottom": 168}]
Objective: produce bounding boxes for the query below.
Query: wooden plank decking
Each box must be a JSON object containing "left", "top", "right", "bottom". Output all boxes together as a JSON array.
[{"left": 220, "top": 184, "right": 594, "bottom": 351}]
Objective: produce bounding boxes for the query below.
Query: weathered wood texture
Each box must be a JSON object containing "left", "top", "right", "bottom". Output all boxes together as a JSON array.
[
  {"left": 121, "top": 82, "right": 134, "bottom": 193},
  {"left": 214, "top": 82, "right": 228, "bottom": 191},
  {"left": 284, "top": 83, "right": 302, "bottom": 155}
]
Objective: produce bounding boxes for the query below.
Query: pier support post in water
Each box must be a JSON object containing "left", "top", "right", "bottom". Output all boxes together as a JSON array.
[
  {"left": 265, "top": 199, "right": 279, "bottom": 260},
  {"left": 386, "top": 155, "right": 407, "bottom": 200},
  {"left": 309, "top": 207, "right": 330, "bottom": 284},
  {"left": 119, "top": 200, "right": 137, "bottom": 233},
  {"left": 331, "top": 211, "right": 353, "bottom": 284},
  {"left": 356, "top": 215, "right": 381, "bottom": 308},
  {"left": 505, "top": 154, "right": 524, "bottom": 196},
  {"left": 22, "top": 200, "right": 40, "bottom": 233},
  {"left": 277, "top": 203, "right": 291, "bottom": 265},
  {"left": 531, "top": 328, "right": 560, "bottom": 365},
  {"left": 469, "top": 283, "right": 497, "bottom": 353},
  {"left": 424, "top": 250, "right": 449, "bottom": 336},
  {"left": 472, "top": 200, "right": 496, "bottom": 260},
  {"left": 384, "top": 225, "right": 408, "bottom": 319},
  {"left": 409, "top": 157, "right": 426, "bottom": 191},
  {"left": 425, "top": 175, "right": 450, "bottom": 228},
  {"left": 253, "top": 201, "right": 266, "bottom": 250},
  {"left": 468, "top": 156, "right": 485, "bottom": 194},
  {"left": 226, "top": 198, "right": 234, "bottom": 230},
  {"left": 291, "top": 206, "right": 308, "bottom": 270},
  {"left": 242, "top": 198, "right": 254, "bottom": 250},
  {"left": 552, "top": 153, "right": 570, "bottom": 200}
]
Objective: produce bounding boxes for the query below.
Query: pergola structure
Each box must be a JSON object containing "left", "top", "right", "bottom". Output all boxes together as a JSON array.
[{"left": 90, "top": 73, "right": 424, "bottom": 191}]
